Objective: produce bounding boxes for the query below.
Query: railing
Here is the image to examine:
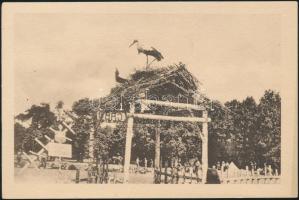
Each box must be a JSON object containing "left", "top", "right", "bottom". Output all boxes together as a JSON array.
[
  {"left": 217, "top": 167, "right": 281, "bottom": 184},
  {"left": 153, "top": 166, "right": 281, "bottom": 184},
  {"left": 154, "top": 166, "right": 202, "bottom": 184},
  {"left": 221, "top": 175, "right": 280, "bottom": 184}
]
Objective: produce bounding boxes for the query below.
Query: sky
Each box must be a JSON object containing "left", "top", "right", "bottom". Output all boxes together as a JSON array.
[{"left": 13, "top": 12, "right": 281, "bottom": 114}]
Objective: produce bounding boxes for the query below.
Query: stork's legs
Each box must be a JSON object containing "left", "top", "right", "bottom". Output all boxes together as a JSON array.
[
  {"left": 145, "top": 56, "right": 157, "bottom": 70},
  {"left": 148, "top": 58, "right": 157, "bottom": 67}
]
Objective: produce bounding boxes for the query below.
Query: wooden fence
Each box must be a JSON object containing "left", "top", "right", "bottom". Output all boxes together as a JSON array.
[
  {"left": 217, "top": 165, "right": 281, "bottom": 184},
  {"left": 153, "top": 165, "right": 281, "bottom": 184},
  {"left": 221, "top": 176, "right": 280, "bottom": 184},
  {"left": 154, "top": 166, "right": 202, "bottom": 184}
]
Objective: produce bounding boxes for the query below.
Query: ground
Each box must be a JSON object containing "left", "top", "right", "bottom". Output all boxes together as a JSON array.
[{"left": 14, "top": 166, "right": 154, "bottom": 184}]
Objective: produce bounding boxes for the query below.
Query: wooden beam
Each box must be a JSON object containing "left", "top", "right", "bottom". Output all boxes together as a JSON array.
[
  {"left": 155, "top": 122, "right": 161, "bottom": 168},
  {"left": 44, "top": 135, "right": 53, "bottom": 142},
  {"left": 29, "top": 150, "right": 47, "bottom": 158},
  {"left": 23, "top": 152, "right": 39, "bottom": 169},
  {"left": 18, "top": 147, "right": 47, "bottom": 175},
  {"left": 34, "top": 138, "right": 49, "bottom": 151},
  {"left": 129, "top": 113, "right": 211, "bottom": 122},
  {"left": 201, "top": 110, "right": 208, "bottom": 184},
  {"left": 138, "top": 99, "right": 205, "bottom": 110},
  {"left": 61, "top": 121, "right": 76, "bottom": 135}
]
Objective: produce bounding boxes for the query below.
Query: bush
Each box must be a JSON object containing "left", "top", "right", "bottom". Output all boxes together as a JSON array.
[{"left": 68, "top": 164, "right": 77, "bottom": 170}]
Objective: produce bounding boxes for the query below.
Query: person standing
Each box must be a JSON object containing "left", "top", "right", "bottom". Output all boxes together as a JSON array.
[
  {"left": 189, "top": 162, "right": 193, "bottom": 184},
  {"left": 194, "top": 159, "right": 201, "bottom": 183},
  {"left": 150, "top": 159, "right": 153, "bottom": 168},
  {"left": 87, "top": 162, "right": 93, "bottom": 183},
  {"left": 216, "top": 161, "right": 221, "bottom": 170},
  {"left": 40, "top": 156, "right": 47, "bottom": 169}
]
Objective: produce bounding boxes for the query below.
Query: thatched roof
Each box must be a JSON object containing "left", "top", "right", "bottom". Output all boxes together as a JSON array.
[{"left": 100, "top": 62, "right": 205, "bottom": 112}]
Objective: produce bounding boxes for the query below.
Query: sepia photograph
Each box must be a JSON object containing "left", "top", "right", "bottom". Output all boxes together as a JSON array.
[{"left": 2, "top": 2, "right": 297, "bottom": 198}]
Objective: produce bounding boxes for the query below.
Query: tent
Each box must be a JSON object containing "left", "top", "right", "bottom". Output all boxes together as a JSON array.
[{"left": 227, "top": 162, "right": 240, "bottom": 178}]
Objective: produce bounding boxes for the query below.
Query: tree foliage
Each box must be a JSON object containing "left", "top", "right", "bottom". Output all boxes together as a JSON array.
[
  {"left": 14, "top": 103, "right": 56, "bottom": 152},
  {"left": 209, "top": 90, "right": 281, "bottom": 170},
  {"left": 14, "top": 90, "right": 281, "bottom": 171}
]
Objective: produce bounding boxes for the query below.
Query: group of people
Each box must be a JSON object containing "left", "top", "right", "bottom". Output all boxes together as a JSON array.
[
  {"left": 85, "top": 161, "right": 110, "bottom": 184},
  {"left": 212, "top": 161, "right": 231, "bottom": 171},
  {"left": 135, "top": 157, "right": 154, "bottom": 173},
  {"left": 153, "top": 158, "right": 204, "bottom": 184},
  {"left": 168, "top": 159, "right": 202, "bottom": 178}
]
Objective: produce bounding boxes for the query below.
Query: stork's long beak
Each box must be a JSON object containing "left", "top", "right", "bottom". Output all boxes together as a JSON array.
[{"left": 129, "top": 41, "right": 136, "bottom": 48}]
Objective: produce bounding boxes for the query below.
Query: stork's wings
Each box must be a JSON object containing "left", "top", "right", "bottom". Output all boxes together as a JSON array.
[{"left": 151, "top": 46, "right": 164, "bottom": 60}]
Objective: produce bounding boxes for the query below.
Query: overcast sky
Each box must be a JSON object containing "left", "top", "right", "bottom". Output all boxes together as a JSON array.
[{"left": 13, "top": 12, "right": 281, "bottom": 114}]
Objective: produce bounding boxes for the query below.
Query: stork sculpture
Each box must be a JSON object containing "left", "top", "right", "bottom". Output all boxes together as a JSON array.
[
  {"left": 129, "top": 40, "right": 164, "bottom": 69},
  {"left": 115, "top": 68, "right": 128, "bottom": 84}
]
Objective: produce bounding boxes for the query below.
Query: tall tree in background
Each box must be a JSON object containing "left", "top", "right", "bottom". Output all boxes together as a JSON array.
[
  {"left": 238, "top": 97, "right": 258, "bottom": 166},
  {"left": 72, "top": 98, "right": 96, "bottom": 161},
  {"left": 14, "top": 122, "right": 27, "bottom": 152},
  {"left": 256, "top": 90, "right": 281, "bottom": 170},
  {"left": 15, "top": 103, "right": 56, "bottom": 152},
  {"left": 209, "top": 90, "right": 280, "bottom": 170},
  {"left": 208, "top": 100, "right": 234, "bottom": 166}
]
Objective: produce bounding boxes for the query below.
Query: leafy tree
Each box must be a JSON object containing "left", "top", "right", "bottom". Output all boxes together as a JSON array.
[
  {"left": 94, "top": 123, "right": 126, "bottom": 162},
  {"left": 14, "top": 122, "right": 26, "bottom": 152},
  {"left": 16, "top": 103, "right": 56, "bottom": 129},
  {"left": 72, "top": 115, "right": 91, "bottom": 161},
  {"left": 256, "top": 90, "right": 281, "bottom": 170},
  {"left": 132, "top": 121, "right": 156, "bottom": 164},
  {"left": 55, "top": 100, "right": 64, "bottom": 110},
  {"left": 14, "top": 89, "right": 280, "bottom": 170},
  {"left": 15, "top": 103, "right": 56, "bottom": 152},
  {"left": 71, "top": 98, "right": 101, "bottom": 161},
  {"left": 208, "top": 100, "right": 234, "bottom": 166}
]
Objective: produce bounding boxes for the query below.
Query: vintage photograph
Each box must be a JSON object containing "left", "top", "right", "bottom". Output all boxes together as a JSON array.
[{"left": 2, "top": 2, "right": 297, "bottom": 198}]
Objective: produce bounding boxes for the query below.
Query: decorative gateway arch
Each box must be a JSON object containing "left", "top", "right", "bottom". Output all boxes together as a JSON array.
[
  {"left": 124, "top": 101, "right": 211, "bottom": 184},
  {"left": 99, "top": 63, "right": 211, "bottom": 184}
]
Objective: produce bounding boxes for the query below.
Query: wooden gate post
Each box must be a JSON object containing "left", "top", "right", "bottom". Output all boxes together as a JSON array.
[
  {"left": 75, "top": 168, "right": 80, "bottom": 183},
  {"left": 123, "top": 103, "right": 135, "bottom": 183},
  {"left": 155, "top": 121, "right": 161, "bottom": 168},
  {"left": 201, "top": 110, "right": 208, "bottom": 184}
]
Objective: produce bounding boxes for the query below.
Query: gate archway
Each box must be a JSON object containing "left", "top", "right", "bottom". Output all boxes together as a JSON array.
[{"left": 123, "top": 100, "right": 211, "bottom": 184}]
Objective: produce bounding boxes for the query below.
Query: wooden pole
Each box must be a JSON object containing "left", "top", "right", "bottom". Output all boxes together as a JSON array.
[
  {"left": 23, "top": 152, "right": 39, "bottom": 169},
  {"left": 61, "top": 121, "right": 76, "bottom": 135},
  {"left": 123, "top": 103, "right": 135, "bottom": 183},
  {"left": 34, "top": 138, "right": 48, "bottom": 151},
  {"left": 130, "top": 113, "right": 211, "bottom": 122},
  {"left": 201, "top": 110, "right": 208, "bottom": 184},
  {"left": 155, "top": 121, "right": 161, "bottom": 168},
  {"left": 18, "top": 147, "right": 46, "bottom": 174},
  {"left": 75, "top": 168, "right": 80, "bottom": 183}
]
